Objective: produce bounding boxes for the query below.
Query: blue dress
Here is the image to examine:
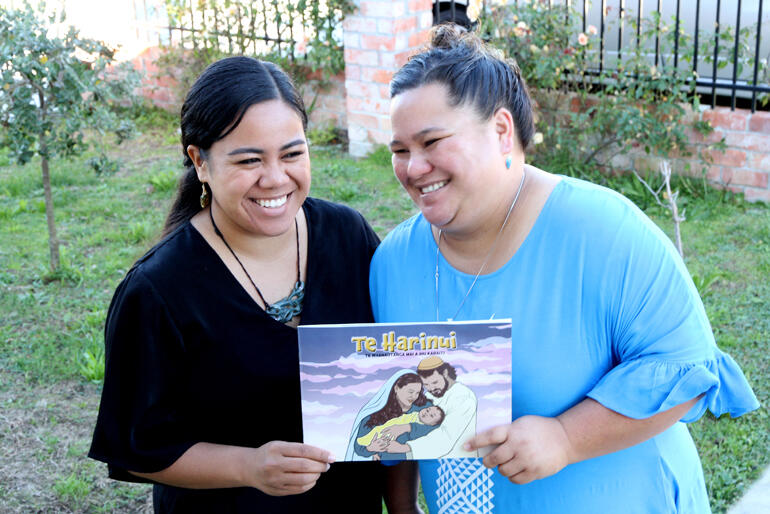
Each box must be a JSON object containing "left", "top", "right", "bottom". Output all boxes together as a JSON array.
[{"left": 369, "top": 178, "right": 759, "bottom": 513}]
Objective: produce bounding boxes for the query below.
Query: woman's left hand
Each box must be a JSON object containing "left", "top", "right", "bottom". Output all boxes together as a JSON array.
[{"left": 463, "top": 415, "right": 572, "bottom": 484}]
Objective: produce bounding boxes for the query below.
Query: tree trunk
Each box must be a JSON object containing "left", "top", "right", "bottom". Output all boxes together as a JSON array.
[{"left": 40, "top": 145, "right": 60, "bottom": 271}]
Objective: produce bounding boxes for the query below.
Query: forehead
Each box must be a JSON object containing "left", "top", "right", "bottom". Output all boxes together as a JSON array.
[
  {"left": 390, "top": 83, "right": 479, "bottom": 139},
  {"left": 215, "top": 100, "right": 304, "bottom": 149},
  {"left": 422, "top": 371, "right": 442, "bottom": 381}
]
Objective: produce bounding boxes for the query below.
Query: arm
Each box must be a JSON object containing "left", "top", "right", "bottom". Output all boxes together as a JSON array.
[
  {"left": 465, "top": 396, "right": 700, "bottom": 484},
  {"left": 384, "top": 460, "right": 424, "bottom": 514},
  {"left": 129, "top": 440, "right": 334, "bottom": 496}
]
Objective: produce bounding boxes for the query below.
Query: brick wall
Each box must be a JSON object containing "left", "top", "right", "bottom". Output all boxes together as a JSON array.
[
  {"left": 342, "top": 0, "right": 433, "bottom": 156},
  {"left": 700, "top": 108, "right": 770, "bottom": 202}
]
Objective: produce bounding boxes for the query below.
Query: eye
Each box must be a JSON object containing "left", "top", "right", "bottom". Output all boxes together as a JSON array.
[
  {"left": 425, "top": 137, "right": 442, "bottom": 148},
  {"left": 236, "top": 157, "right": 261, "bottom": 165},
  {"left": 391, "top": 148, "right": 408, "bottom": 155},
  {"left": 283, "top": 151, "right": 304, "bottom": 159}
]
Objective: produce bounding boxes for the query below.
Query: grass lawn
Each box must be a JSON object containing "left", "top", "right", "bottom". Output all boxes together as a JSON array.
[{"left": 0, "top": 114, "right": 767, "bottom": 512}]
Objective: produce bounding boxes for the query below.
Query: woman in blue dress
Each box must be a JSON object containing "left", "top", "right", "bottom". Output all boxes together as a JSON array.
[{"left": 371, "top": 25, "right": 759, "bottom": 513}]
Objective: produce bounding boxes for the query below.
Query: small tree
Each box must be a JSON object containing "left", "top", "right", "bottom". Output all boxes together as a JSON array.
[{"left": 0, "top": 3, "right": 138, "bottom": 272}]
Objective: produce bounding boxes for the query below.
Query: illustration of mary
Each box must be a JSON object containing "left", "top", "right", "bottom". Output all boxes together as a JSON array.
[{"left": 345, "top": 369, "right": 442, "bottom": 461}]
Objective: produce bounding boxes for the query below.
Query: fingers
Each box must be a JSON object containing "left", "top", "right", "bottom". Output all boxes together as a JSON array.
[
  {"left": 463, "top": 424, "right": 510, "bottom": 452},
  {"left": 482, "top": 442, "right": 516, "bottom": 469},
  {"left": 278, "top": 441, "right": 336, "bottom": 464}
]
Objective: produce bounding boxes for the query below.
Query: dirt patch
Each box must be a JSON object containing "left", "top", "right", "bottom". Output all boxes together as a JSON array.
[{"left": 0, "top": 372, "right": 152, "bottom": 512}]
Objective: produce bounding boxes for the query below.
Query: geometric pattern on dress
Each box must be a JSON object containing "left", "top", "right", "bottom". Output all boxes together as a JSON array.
[{"left": 436, "top": 458, "right": 495, "bottom": 514}]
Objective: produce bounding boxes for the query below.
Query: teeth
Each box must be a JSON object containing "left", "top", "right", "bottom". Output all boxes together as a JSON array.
[
  {"left": 420, "top": 181, "right": 447, "bottom": 194},
  {"left": 255, "top": 195, "right": 288, "bottom": 208}
]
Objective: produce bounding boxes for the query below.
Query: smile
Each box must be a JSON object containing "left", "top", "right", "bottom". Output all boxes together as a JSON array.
[
  {"left": 253, "top": 195, "right": 288, "bottom": 208},
  {"left": 420, "top": 181, "right": 447, "bottom": 194}
]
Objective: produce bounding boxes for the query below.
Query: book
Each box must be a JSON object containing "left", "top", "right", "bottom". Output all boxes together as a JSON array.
[{"left": 298, "top": 320, "right": 512, "bottom": 461}]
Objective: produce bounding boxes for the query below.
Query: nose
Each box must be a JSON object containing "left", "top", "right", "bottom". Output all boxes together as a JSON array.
[
  {"left": 257, "top": 159, "right": 290, "bottom": 189},
  {"left": 407, "top": 152, "right": 432, "bottom": 180}
]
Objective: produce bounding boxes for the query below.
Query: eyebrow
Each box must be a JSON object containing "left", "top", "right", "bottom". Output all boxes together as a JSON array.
[
  {"left": 227, "top": 139, "right": 306, "bottom": 155},
  {"left": 389, "top": 127, "right": 444, "bottom": 148}
]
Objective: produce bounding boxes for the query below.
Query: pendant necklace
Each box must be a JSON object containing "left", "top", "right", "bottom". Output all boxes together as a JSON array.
[
  {"left": 209, "top": 207, "right": 304, "bottom": 324},
  {"left": 435, "top": 168, "right": 526, "bottom": 321}
]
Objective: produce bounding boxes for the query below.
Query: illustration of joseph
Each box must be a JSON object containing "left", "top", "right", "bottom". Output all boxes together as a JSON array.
[{"left": 384, "top": 356, "right": 478, "bottom": 459}]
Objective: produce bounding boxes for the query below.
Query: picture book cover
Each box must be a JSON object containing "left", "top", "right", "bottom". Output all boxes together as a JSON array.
[{"left": 298, "top": 320, "right": 512, "bottom": 462}]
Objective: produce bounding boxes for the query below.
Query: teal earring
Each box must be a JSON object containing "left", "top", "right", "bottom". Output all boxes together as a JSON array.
[{"left": 505, "top": 156, "right": 512, "bottom": 169}]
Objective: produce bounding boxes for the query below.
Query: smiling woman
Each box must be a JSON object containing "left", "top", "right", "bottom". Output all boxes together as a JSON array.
[
  {"left": 87, "top": 57, "right": 387, "bottom": 513},
  {"left": 371, "top": 25, "right": 759, "bottom": 514}
]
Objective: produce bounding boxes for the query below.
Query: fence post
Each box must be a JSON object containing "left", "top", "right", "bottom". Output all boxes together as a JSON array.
[{"left": 342, "top": 0, "right": 433, "bottom": 156}]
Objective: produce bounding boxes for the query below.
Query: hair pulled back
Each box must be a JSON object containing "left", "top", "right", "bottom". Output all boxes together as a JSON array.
[
  {"left": 390, "top": 25, "right": 534, "bottom": 151},
  {"left": 162, "top": 57, "right": 307, "bottom": 236}
]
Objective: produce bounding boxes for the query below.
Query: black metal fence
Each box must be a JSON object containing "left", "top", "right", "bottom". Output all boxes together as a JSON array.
[{"left": 435, "top": 0, "right": 769, "bottom": 112}]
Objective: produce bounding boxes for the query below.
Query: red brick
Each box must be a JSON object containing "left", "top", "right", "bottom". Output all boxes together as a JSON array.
[
  {"left": 748, "top": 112, "right": 770, "bottom": 134},
  {"left": 394, "top": 16, "right": 418, "bottom": 33},
  {"left": 343, "top": 17, "right": 378, "bottom": 33},
  {"left": 380, "top": 84, "right": 391, "bottom": 98},
  {"left": 409, "top": 29, "right": 431, "bottom": 47},
  {"left": 706, "top": 166, "right": 723, "bottom": 181},
  {"left": 702, "top": 107, "right": 749, "bottom": 131},
  {"left": 379, "top": 116, "right": 392, "bottom": 131},
  {"left": 684, "top": 126, "right": 724, "bottom": 145},
  {"left": 408, "top": 0, "right": 433, "bottom": 12},
  {"left": 704, "top": 148, "right": 747, "bottom": 167},
  {"left": 348, "top": 96, "right": 390, "bottom": 115},
  {"left": 343, "top": 32, "right": 360, "bottom": 48},
  {"left": 348, "top": 112, "right": 380, "bottom": 129},
  {"left": 744, "top": 188, "right": 770, "bottom": 203},
  {"left": 345, "top": 64, "right": 361, "bottom": 80},
  {"left": 344, "top": 48, "right": 378, "bottom": 67},
  {"left": 361, "top": 1, "right": 404, "bottom": 17},
  {"left": 345, "top": 80, "right": 382, "bottom": 99},
  {"left": 361, "top": 68, "right": 394, "bottom": 84},
  {"left": 748, "top": 153, "right": 770, "bottom": 171},
  {"left": 395, "top": 49, "right": 418, "bottom": 67},
  {"left": 722, "top": 168, "right": 769, "bottom": 188},
  {"left": 368, "top": 128, "right": 392, "bottom": 145},
  {"left": 362, "top": 34, "right": 396, "bottom": 51},
  {"left": 724, "top": 132, "right": 770, "bottom": 152}
]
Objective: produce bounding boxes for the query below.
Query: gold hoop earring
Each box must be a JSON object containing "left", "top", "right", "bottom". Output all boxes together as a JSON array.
[{"left": 200, "top": 183, "right": 210, "bottom": 208}]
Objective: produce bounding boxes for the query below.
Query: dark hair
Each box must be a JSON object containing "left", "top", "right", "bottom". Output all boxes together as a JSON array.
[
  {"left": 417, "top": 363, "right": 457, "bottom": 381},
  {"left": 162, "top": 57, "right": 308, "bottom": 237},
  {"left": 390, "top": 24, "right": 534, "bottom": 151},
  {"left": 365, "top": 373, "right": 428, "bottom": 428}
]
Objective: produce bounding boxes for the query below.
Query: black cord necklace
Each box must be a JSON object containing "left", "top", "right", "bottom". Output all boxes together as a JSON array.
[{"left": 209, "top": 206, "right": 304, "bottom": 323}]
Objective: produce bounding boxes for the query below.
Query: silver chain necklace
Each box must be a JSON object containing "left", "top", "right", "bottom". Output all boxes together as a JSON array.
[{"left": 435, "top": 168, "right": 526, "bottom": 321}]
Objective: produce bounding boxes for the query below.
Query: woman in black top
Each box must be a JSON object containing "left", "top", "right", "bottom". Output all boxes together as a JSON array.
[{"left": 89, "top": 57, "right": 386, "bottom": 513}]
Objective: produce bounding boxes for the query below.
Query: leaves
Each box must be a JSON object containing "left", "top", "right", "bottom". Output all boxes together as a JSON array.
[{"left": 0, "top": 3, "right": 140, "bottom": 165}]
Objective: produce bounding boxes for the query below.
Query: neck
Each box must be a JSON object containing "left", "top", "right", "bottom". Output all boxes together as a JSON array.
[
  {"left": 208, "top": 204, "right": 298, "bottom": 261},
  {"left": 437, "top": 165, "right": 527, "bottom": 269}
]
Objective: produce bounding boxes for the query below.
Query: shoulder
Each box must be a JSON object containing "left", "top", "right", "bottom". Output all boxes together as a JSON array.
[
  {"left": 304, "top": 197, "right": 379, "bottom": 248},
  {"left": 371, "top": 213, "right": 428, "bottom": 266},
  {"left": 111, "top": 223, "right": 201, "bottom": 309},
  {"left": 545, "top": 177, "right": 678, "bottom": 260}
]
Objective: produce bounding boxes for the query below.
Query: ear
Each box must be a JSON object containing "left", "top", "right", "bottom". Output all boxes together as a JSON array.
[
  {"left": 492, "top": 107, "right": 516, "bottom": 156},
  {"left": 187, "top": 145, "right": 209, "bottom": 182}
]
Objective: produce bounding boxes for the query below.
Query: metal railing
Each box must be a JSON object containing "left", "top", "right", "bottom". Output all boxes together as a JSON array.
[{"left": 436, "top": 0, "right": 769, "bottom": 112}]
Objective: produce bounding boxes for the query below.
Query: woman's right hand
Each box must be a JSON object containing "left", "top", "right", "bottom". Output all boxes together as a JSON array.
[
  {"left": 365, "top": 433, "right": 390, "bottom": 453},
  {"left": 247, "top": 441, "right": 335, "bottom": 496}
]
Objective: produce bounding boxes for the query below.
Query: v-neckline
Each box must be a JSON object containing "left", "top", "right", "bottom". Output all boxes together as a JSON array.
[{"left": 188, "top": 202, "right": 312, "bottom": 330}]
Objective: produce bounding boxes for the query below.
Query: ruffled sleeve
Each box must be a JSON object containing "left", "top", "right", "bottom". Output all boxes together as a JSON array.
[
  {"left": 588, "top": 350, "right": 759, "bottom": 422},
  {"left": 587, "top": 199, "right": 759, "bottom": 422}
]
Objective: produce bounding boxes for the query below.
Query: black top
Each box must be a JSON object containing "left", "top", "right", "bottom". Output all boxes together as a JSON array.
[{"left": 89, "top": 198, "right": 384, "bottom": 513}]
